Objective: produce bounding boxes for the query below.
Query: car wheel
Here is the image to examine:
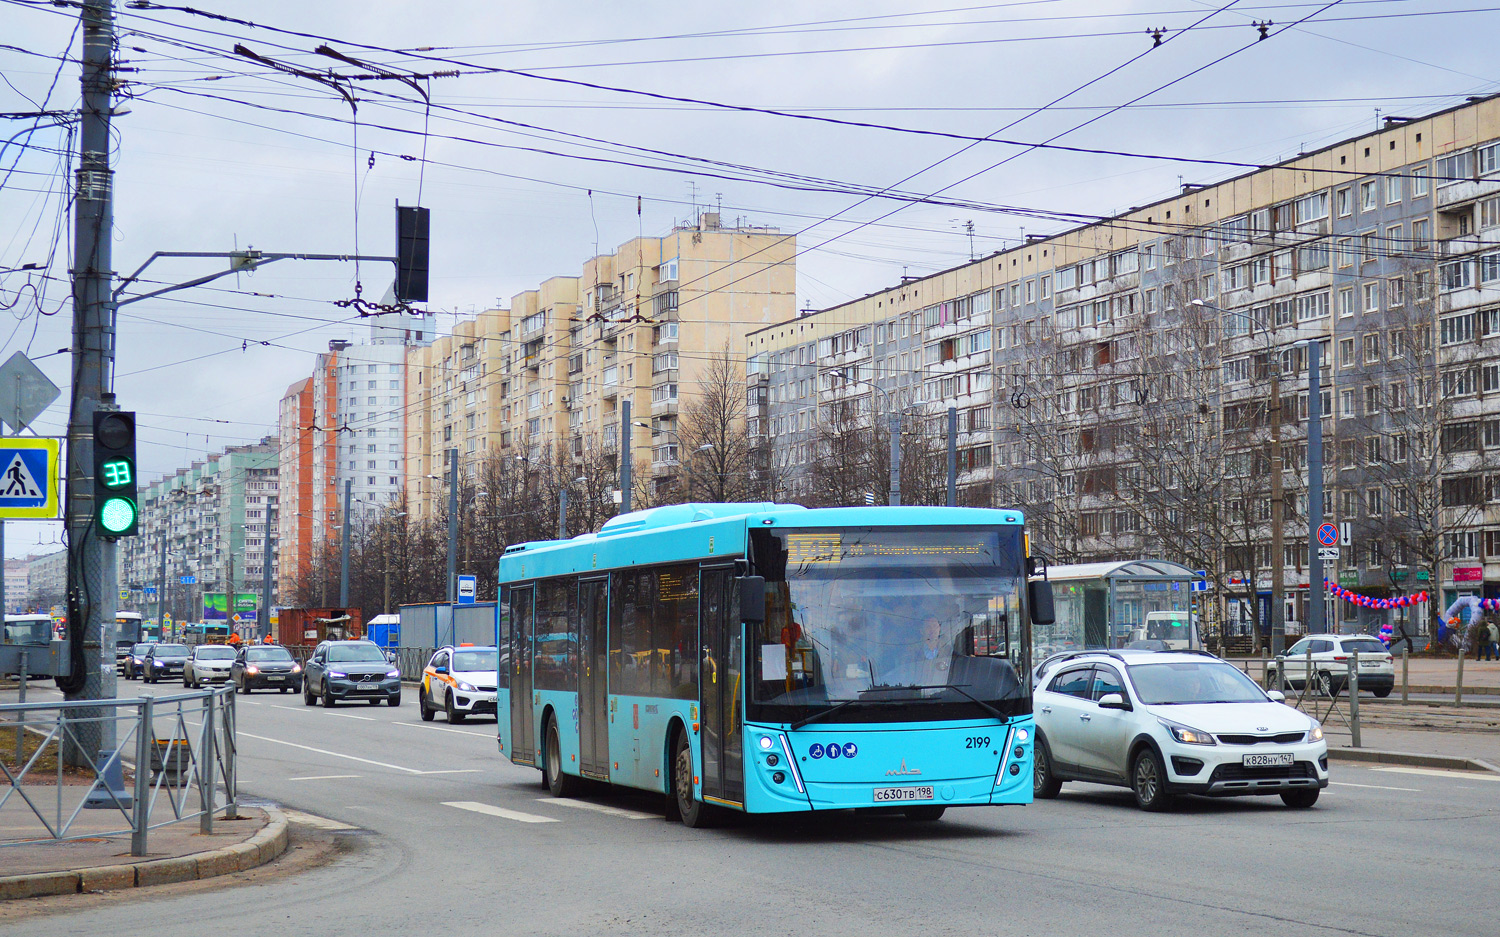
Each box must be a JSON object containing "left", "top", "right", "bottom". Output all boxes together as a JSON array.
[
  {"left": 1033, "top": 736, "right": 1063, "bottom": 799},
  {"left": 446, "top": 692, "right": 466, "bottom": 724},
  {"left": 145, "top": 672, "right": 154, "bottom": 684},
  {"left": 387, "top": 693, "right": 400, "bottom": 708},
  {"left": 1373, "top": 687, "right": 1392, "bottom": 699},
  {"left": 1131, "top": 748, "right": 1174, "bottom": 812},
  {"left": 544, "top": 717, "right": 580, "bottom": 798},
  {"left": 420, "top": 690, "right": 435, "bottom": 721},
  {"left": 1318, "top": 671, "right": 1338, "bottom": 698},
  {"left": 672, "top": 730, "right": 714, "bottom": 827},
  {"left": 241, "top": 682, "right": 251, "bottom": 695},
  {"left": 1265, "top": 667, "right": 1278, "bottom": 690},
  {"left": 322, "top": 686, "right": 336, "bottom": 708},
  {"left": 1281, "top": 788, "right": 1320, "bottom": 808},
  {"left": 303, "top": 683, "right": 316, "bottom": 706},
  {"left": 904, "top": 805, "right": 946, "bottom": 821},
  {"left": 183, "top": 675, "right": 192, "bottom": 689}
]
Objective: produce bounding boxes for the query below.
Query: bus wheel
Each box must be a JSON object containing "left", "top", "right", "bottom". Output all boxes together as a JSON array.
[
  {"left": 673, "top": 732, "right": 715, "bottom": 828},
  {"left": 905, "top": 806, "right": 946, "bottom": 821},
  {"left": 544, "top": 717, "right": 580, "bottom": 798}
]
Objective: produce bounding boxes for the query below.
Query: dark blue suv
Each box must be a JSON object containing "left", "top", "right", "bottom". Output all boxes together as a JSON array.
[{"left": 302, "top": 640, "right": 401, "bottom": 708}]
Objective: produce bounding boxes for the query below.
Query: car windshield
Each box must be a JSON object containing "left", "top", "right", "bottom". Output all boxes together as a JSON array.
[
  {"left": 132, "top": 643, "right": 155, "bottom": 654},
  {"left": 453, "top": 650, "right": 499, "bottom": 672},
  {"left": 748, "top": 526, "right": 1029, "bottom": 723},
  {"left": 328, "top": 645, "right": 386, "bottom": 663},
  {"left": 194, "top": 647, "right": 236, "bottom": 660},
  {"left": 153, "top": 644, "right": 188, "bottom": 657},
  {"left": 1343, "top": 638, "right": 1387, "bottom": 655},
  {"left": 1128, "top": 661, "right": 1267, "bottom": 704},
  {"left": 246, "top": 647, "right": 293, "bottom": 662}
]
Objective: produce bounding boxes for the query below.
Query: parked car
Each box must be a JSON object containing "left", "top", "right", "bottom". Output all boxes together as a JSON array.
[
  {"left": 1033, "top": 649, "right": 1328, "bottom": 811},
  {"left": 419, "top": 646, "right": 499, "bottom": 723},
  {"left": 231, "top": 644, "right": 303, "bottom": 694},
  {"left": 1267, "top": 634, "right": 1395, "bottom": 698},
  {"left": 302, "top": 640, "right": 400, "bottom": 708},
  {"left": 141, "top": 643, "right": 190, "bottom": 684},
  {"left": 184, "top": 644, "right": 237, "bottom": 687},
  {"left": 121, "top": 641, "right": 156, "bottom": 680}
]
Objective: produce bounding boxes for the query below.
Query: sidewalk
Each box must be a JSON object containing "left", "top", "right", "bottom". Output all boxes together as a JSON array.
[
  {"left": 1227, "top": 656, "right": 1500, "bottom": 693},
  {"left": 0, "top": 806, "right": 287, "bottom": 899}
]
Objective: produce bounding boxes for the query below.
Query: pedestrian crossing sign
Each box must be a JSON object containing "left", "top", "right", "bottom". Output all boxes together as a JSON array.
[{"left": 0, "top": 437, "right": 60, "bottom": 519}]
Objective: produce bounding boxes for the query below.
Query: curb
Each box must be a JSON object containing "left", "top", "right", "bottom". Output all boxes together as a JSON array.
[
  {"left": 1327, "top": 747, "right": 1500, "bottom": 774},
  {"left": 0, "top": 807, "right": 288, "bottom": 901},
  {"left": 1406, "top": 684, "right": 1500, "bottom": 697}
]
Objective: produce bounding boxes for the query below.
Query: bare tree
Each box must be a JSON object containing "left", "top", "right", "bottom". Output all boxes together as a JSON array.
[{"left": 676, "top": 348, "right": 752, "bottom": 503}]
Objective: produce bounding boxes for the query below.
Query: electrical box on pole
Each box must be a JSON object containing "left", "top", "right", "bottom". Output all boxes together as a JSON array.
[{"left": 395, "top": 204, "right": 429, "bottom": 303}]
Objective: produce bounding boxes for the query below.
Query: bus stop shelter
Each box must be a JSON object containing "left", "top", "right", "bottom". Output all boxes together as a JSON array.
[{"left": 1040, "top": 560, "right": 1200, "bottom": 654}]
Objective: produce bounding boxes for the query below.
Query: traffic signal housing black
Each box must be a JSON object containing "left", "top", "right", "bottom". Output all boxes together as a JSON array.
[
  {"left": 395, "top": 203, "right": 429, "bottom": 303},
  {"left": 93, "top": 410, "right": 138, "bottom": 537}
]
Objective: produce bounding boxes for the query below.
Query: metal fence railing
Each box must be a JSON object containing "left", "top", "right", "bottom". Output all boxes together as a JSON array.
[
  {"left": 1, "top": 684, "right": 237, "bottom": 856},
  {"left": 1238, "top": 650, "right": 1363, "bottom": 747}
]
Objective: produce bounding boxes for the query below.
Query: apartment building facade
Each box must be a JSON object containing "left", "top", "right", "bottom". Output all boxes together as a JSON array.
[
  {"left": 405, "top": 213, "right": 796, "bottom": 520},
  {"left": 750, "top": 94, "right": 1500, "bottom": 635},
  {"left": 120, "top": 439, "right": 279, "bottom": 623},
  {"left": 277, "top": 313, "right": 434, "bottom": 595},
  {"left": 23, "top": 550, "right": 64, "bottom": 612}
]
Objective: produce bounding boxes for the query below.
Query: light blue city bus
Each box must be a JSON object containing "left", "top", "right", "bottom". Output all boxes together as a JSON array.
[{"left": 496, "top": 502, "right": 1054, "bottom": 826}]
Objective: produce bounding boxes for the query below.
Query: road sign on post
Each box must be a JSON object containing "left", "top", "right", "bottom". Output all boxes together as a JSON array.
[
  {"left": 0, "top": 437, "right": 60, "bottom": 519},
  {"left": 1318, "top": 547, "right": 1340, "bottom": 561},
  {"left": 1317, "top": 523, "right": 1339, "bottom": 548},
  {"left": 457, "top": 575, "right": 477, "bottom": 605}
]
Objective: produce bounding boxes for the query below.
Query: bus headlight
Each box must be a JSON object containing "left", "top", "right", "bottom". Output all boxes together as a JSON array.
[{"left": 1015, "top": 728, "right": 1029, "bottom": 743}]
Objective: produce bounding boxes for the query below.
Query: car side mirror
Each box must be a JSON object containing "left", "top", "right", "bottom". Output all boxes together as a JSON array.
[
  {"left": 1097, "top": 693, "right": 1130, "bottom": 711},
  {"left": 1266, "top": 690, "right": 1286, "bottom": 702},
  {"left": 739, "top": 576, "right": 766, "bottom": 623},
  {"left": 1027, "top": 578, "right": 1055, "bottom": 625},
  {"left": 435, "top": 665, "right": 449, "bottom": 675}
]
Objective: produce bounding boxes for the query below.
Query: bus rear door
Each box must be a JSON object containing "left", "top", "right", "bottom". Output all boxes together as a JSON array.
[
  {"left": 508, "top": 586, "right": 537, "bottom": 766},
  {"left": 577, "top": 577, "right": 609, "bottom": 780},
  {"left": 699, "top": 565, "right": 743, "bottom": 806}
]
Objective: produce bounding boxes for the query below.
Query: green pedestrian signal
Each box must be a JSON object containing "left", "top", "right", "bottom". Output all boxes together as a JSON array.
[{"left": 93, "top": 411, "right": 138, "bottom": 537}]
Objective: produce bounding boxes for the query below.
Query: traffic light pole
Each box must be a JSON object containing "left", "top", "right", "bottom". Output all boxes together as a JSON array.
[{"left": 62, "top": 0, "right": 118, "bottom": 764}]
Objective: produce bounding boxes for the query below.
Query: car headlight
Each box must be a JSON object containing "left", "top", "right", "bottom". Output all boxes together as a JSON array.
[
  {"left": 388, "top": 669, "right": 402, "bottom": 679},
  {"left": 457, "top": 680, "right": 476, "bottom": 692},
  {"left": 291, "top": 664, "right": 302, "bottom": 673},
  {"left": 328, "top": 670, "right": 347, "bottom": 679},
  {"left": 1307, "top": 723, "right": 1324, "bottom": 742},
  {"left": 246, "top": 665, "right": 259, "bottom": 675},
  {"left": 1160, "top": 719, "right": 1216, "bottom": 746},
  {"left": 154, "top": 660, "right": 166, "bottom": 667}
]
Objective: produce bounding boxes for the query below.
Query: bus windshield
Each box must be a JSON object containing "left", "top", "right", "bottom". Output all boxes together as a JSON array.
[
  {"left": 4, "top": 617, "right": 52, "bottom": 645},
  {"left": 749, "top": 526, "right": 1028, "bottom": 723}
]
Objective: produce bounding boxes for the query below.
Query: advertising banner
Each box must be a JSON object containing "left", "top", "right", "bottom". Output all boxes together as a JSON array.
[{"left": 203, "top": 592, "right": 259, "bottom": 621}]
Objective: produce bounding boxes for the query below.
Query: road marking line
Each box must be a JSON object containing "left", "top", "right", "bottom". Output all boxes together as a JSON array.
[
  {"left": 391, "top": 721, "right": 493, "bottom": 738},
  {"left": 1372, "top": 767, "right": 1500, "bottom": 782},
  {"left": 443, "top": 801, "right": 558, "bottom": 824},
  {"left": 270, "top": 704, "right": 373, "bottom": 721},
  {"left": 415, "top": 769, "right": 483, "bottom": 775},
  {"left": 236, "top": 730, "right": 422, "bottom": 774},
  {"left": 280, "top": 808, "right": 359, "bottom": 831},
  {"left": 1331, "top": 781, "right": 1422, "bottom": 792},
  {"left": 534, "top": 797, "right": 654, "bottom": 820},
  {"left": 288, "top": 774, "right": 361, "bottom": 782}
]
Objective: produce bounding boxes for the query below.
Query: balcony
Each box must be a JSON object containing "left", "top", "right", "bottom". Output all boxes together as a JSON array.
[{"left": 1437, "top": 177, "right": 1500, "bottom": 210}]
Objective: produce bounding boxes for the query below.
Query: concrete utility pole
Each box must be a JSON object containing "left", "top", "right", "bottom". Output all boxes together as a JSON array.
[
  {"left": 1271, "top": 366, "right": 1285, "bottom": 656},
  {"left": 62, "top": 0, "right": 119, "bottom": 764},
  {"left": 446, "top": 448, "right": 458, "bottom": 603},
  {"left": 226, "top": 549, "right": 235, "bottom": 634},
  {"left": 260, "top": 503, "right": 274, "bottom": 640},
  {"left": 1305, "top": 339, "right": 1326, "bottom": 634},
  {"left": 558, "top": 487, "right": 568, "bottom": 540},
  {"left": 339, "top": 478, "right": 352, "bottom": 607},
  {"left": 947, "top": 406, "right": 958, "bottom": 506},
  {"left": 156, "top": 536, "right": 166, "bottom": 633},
  {"left": 620, "top": 400, "right": 632, "bottom": 513},
  {"left": 888, "top": 413, "right": 902, "bottom": 506}
]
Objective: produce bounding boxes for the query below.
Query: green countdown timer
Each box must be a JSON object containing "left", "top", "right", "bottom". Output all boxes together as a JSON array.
[
  {"left": 101, "top": 458, "right": 133, "bottom": 488},
  {"left": 99, "top": 496, "right": 138, "bottom": 534}
]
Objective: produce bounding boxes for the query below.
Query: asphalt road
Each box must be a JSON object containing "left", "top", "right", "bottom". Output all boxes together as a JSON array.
[{"left": 5, "top": 682, "right": 1499, "bottom": 937}]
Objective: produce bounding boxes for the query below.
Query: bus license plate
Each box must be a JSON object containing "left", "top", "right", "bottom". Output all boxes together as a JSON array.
[
  {"left": 356, "top": 682, "right": 379, "bottom": 691},
  {"left": 873, "top": 786, "right": 934, "bottom": 802},
  {"left": 1242, "top": 753, "right": 1295, "bottom": 768}
]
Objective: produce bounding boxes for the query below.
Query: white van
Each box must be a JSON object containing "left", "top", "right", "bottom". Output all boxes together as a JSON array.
[{"left": 1128, "top": 610, "right": 1200, "bottom": 650}]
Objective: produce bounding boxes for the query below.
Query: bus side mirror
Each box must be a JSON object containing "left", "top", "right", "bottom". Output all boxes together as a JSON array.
[
  {"left": 740, "top": 576, "right": 766, "bottom": 623},
  {"left": 1028, "top": 578, "right": 1055, "bottom": 625}
]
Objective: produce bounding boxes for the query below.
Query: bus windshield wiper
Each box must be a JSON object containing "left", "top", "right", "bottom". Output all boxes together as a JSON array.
[
  {"left": 789, "top": 693, "right": 913, "bottom": 730},
  {"left": 867, "top": 683, "right": 1010, "bottom": 722}
]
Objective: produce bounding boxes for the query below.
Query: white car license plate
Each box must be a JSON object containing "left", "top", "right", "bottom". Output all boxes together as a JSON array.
[
  {"left": 872, "top": 785, "right": 934, "bottom": 802},
  {"left": 356, "top": 682, "right": 379, "bottom": 691},
  {"left": 1242, "top": 753, "right": 1295, "bottom": 768},
  {"left": 268, "top": 675, "right": 284, "bottom": 681}
]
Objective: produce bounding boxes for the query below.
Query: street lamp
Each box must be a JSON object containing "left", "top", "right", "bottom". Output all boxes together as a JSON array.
[{"left": 832, "top": 367, "right": 902, "bottom": 506}]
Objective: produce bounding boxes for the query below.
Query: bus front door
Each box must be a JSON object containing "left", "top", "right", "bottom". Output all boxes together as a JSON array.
[
  {"left": 699, "top": 566, "right": 744, "bottom": 806},
  {"left": 509, "top": 586, "right": 537, "bottom": 766},
  {"left": 578, "top": 577, "right": 610, "bottom": 780}
]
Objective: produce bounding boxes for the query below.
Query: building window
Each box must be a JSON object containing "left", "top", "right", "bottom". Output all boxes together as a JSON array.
[
  {"left": 1385, "top": 175, "right": 1402, "bottom": 204},
  {"left": 1338, "top": 338, "right": 1355, "bottom": 368},
  {"left": 1336, "top": 187, "right": 1351, "bottom": 217},
  {"left": 1359, "top": 181, "right": 1376, "bottom": 211},
  {"left": 1412, "top": 165, "right": 1429, "bottom": 197},
  {"left": 1412, "top": 218, "right": 1430, "bottom": 250},
  {"left": 1363, "top": 282, "right": 1379, "bottom": 313}
]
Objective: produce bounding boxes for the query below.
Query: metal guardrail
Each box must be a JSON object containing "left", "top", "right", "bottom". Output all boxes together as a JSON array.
[
  {"left": 1240, "top": 650, "right": 1363, "bottom": 747},
  {"left": 1, "top": 684, "right": 237, "bottom": 856}
]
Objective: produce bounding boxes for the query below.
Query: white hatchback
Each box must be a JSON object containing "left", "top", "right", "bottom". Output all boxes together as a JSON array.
[
  {"left": 1033, "top": 650, "right": 1328, "bottom": 811},
  {"left": 1267, "top": 634, "right": 1395, "bottom": 698}
]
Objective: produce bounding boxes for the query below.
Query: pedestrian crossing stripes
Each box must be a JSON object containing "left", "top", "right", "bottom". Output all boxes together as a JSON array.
[{"left": 443, "top": 801, "right": 558, "bottom": 823}]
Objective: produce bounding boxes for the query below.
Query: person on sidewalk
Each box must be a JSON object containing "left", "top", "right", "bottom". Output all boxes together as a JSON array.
[{"left": 1483, "top": 621, "right": 1500, "bottom": 662}]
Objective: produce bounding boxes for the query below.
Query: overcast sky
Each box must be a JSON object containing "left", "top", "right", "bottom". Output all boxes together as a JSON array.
[{"left": 4, "top": 0, "right": 1499, "bottom": 556}]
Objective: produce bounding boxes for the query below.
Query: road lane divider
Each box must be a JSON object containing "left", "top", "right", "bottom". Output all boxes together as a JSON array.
[
  {"left": 288, "top": 774, "right": 362, "bottom": 782},
  {"left": 415, "top": 769, "right": 483, "bottom": 775},
  {"left": 392, "top": 721, "right": 494, "bottom": 738},
  {"left": 443, "top": 801, "right": 558, "bottom": 824},
  {"left": 236, "top": 730, "right": 424, "bottom": 774},
  {"left": 1330, "top": 781, "right": 1422, "bottom": 792},
  {"left": 1372, "top": 766, "right": 1500, "bottom": 783},
  {"left": 533, "top": 798, "right": 655, "bottom": 820}
]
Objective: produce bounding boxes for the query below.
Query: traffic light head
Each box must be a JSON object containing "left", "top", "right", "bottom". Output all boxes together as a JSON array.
[{"left": 93, "top": 410, "right": 138, "bottom": 537}]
